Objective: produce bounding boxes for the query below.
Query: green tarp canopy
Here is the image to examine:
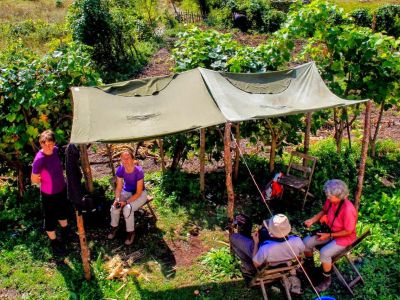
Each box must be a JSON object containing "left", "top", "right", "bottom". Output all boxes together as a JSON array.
[{"left": 70, "top": 62, "right": 367, "bottom": 143}]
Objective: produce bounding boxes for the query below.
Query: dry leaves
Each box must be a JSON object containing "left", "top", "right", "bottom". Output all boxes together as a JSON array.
[{"left": 103, "top": 249, "right": 146, "bottom": 281}]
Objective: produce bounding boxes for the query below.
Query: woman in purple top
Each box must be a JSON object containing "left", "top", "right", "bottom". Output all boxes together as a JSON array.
[
  {"left": 31, "top": 130, "right": 71, "bottom": 257},
  {"left": 108, "top": 150, "right": 147, "bottom": 245}
]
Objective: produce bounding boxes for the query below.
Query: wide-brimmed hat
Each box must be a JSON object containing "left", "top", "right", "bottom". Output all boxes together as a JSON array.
[{"left": 264, "top": 214, "right": 291, "bottom": 238}]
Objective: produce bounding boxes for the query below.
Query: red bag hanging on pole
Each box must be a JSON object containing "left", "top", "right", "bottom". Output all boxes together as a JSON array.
[{"left": 262, "top": 172, "right": 284, "bottom": 201}]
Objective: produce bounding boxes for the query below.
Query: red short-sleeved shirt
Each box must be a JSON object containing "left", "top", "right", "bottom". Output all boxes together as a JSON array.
[{"left": 323, "top": 198, "right": 357, "bottom": 246}]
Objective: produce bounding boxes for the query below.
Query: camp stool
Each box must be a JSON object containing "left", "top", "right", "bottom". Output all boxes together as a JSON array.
[
  {"left": 249, "top": 258, "right": 302, "bottom": 300},
  {"left": 330, "top": 229, "right": 371, "bottom": 295}
]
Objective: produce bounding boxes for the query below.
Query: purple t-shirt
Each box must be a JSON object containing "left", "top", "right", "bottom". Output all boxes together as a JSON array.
[
  {"left": 116, "top": 165, "right": 144, "bottom": 193},
  {"left": 32, "top": 146, "right": 66, "bottom": 195}
]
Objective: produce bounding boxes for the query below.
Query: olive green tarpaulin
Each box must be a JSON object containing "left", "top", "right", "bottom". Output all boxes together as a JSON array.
[{"left": 70, "top": 62, "right": 367, "bottom": 143}]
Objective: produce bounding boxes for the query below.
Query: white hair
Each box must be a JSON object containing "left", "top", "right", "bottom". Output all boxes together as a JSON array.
[{"left": 324, "top": 179, "right": 349, "bottom": 200}]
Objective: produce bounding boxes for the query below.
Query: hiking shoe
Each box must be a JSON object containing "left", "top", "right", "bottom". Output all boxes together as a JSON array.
[
  {"left": 51, "top": 239, "right": 67, "bottom": 258},
  {"left": 125, "top": 231, "right": 135, "bottom": 245},
  {"left": 315, "top": 275, "right": 332, "bottom": 292},
  {"left": 107, "top": 226, "right": 118, "bottom": 240}
]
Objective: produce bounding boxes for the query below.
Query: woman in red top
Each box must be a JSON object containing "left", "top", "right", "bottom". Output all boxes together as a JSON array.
[{"left": 303, "top": 179, "right": 358, "bottom": 292}]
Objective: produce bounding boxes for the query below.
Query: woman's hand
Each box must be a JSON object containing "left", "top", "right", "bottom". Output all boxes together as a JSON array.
[
  {"left": 317, "top": 233, "right": 331, "bottom": 241},
  {"left": 304, "top": 218, "right": 315, "bottom": 228},
  {"left": 252, "top": 231, "right": 259, "bottom": 244}
]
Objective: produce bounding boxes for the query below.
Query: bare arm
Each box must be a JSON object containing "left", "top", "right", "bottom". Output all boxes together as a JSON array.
[
  {"left": 304, "top": 210, "right": 325, "bottom": 228},
  {"left": 31, "top": 173, "right": 41, "bottom": 185},
  {"left": 251, "top": 231, "right": 262, "bottom": 268},
  {"left": 114, "top": 177, "right": 123, "bottom": 205}
]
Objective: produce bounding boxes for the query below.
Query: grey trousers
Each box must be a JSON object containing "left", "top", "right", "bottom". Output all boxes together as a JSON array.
[
  {"left": 303, "top": 235, "right": 345, "bottom": 264},
  {"left": 110, "top": 190, "right": 147, "bottom": 232},
  {"left": 229, "top": 233, "right": 257, "bottom": 275}
]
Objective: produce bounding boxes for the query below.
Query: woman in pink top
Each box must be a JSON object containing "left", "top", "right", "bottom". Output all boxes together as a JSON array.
[{"left": 303, "top": 179, "right": 357, "bottom": 292}]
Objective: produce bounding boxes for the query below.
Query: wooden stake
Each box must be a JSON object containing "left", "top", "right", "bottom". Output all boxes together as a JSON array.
[
  {"left": 159, "top": 139, "right": 166, "bottom": 172},
  {"left": 234, "top": 123, "right": 240, "bottom": 181},
  {"left": 200, "top": 128, "right": 206, "bottom": 199},
  {"left": 76, "top": 210, "right": 91, "bottom": 280},
  {"left": 354, "top": 101, "right": 371, "bottom": 210},
  {"left": 106, "top": 144, "right": 116, "bottom": 178},
  {"left": 79, "top": 144, "right": 94, "bottom": 193},
  {"left": 304, "top": 112, "right": 312, "bottom": 155},
  {"left": 224, "top": 123, "right": 234, "bottom": 233}
]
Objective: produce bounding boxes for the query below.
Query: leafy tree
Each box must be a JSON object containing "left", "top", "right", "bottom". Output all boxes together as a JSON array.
[
  {"left": 350, "top": 8, "right": 372, "bottom": 28},
  {"left": 280, "top": 0, "right": 400, "bottom": 156},
  {"left": 68, "top": 0, "right": 156, "bottom": 82},
  {"left": 0, "top": 42, "right": 101, "bottom": 196},
  {"left": 374, "top": 4, "right": 400, "bottom": 38}
]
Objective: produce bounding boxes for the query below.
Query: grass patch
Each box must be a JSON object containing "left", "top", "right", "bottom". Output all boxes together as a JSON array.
[
  {"left": 0, "top": 0, "right": 72, "bottom": 53},
  {"left": 0, "top": 0, "right": 72, "bottom": 23}
]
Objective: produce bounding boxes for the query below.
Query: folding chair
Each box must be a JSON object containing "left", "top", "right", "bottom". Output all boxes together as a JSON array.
[
  {"left": 331, "top": 229, "right": 371, "bottom": 295},
  {"left": 249, "top": 258, "right": 302, "bottom": 300},
  {"left": 278, "top": 151, "right": 317, "bottom": 209}
]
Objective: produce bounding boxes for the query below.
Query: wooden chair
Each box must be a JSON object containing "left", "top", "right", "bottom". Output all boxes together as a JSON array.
[
  {"left": 144, "top": 195, "right": 157, "bottom": 221},
  {"left": 278, "top": 151, "right": 317, "bottom": 209},
  {"left": 249, "top": 258, "right": 302, "bottom": 300},
  {"left": 331, "top": 229, "right": 371, "bottom": 295}
]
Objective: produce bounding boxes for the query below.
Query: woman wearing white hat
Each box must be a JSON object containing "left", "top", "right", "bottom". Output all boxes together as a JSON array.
[{"left": 230, "top": 214, "right": 305, "bottom": 280}]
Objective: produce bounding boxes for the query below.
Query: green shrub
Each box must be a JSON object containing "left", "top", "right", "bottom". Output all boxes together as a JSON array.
[
  {"left": 0, "top": 42, "right": 101, "bottom": 176},
  {"left": 181, "top": 0, "right": 200, "bottom": 13},
  {"left": 374, "top": 4, "right": 400, "bottom": 37},
  {"left": 158, "top": 170, "right": 201, "bottom": 205},
  {"left": 350, "top": 8, "right": 372, "bottom": 28},
  {"left": 161, "top": 10, "right": 179, "bottom": 29},
  {"left": 68, "top": 0, "right": 156, "bottom": 82},
  {"left": 0, "top": 184, "right": 41, "bottom": 228},
  {"left": 207, "top": 7, "right": 233, "bottom": 28},
  {"left": 206, "top": 0, "right": 284, "bottom": 32},
  {"left": 236, "top": 0, "right": 271, "bottom": 31},
  {"left": 262, "top": 9, "right": 286, "bottom": 33},
  {"left": 271, "top": 1, "right": 293, "bottom": 13},
  {"left": 374, "top": 139, "right": 400, "bottom": 160},
  {"left": 360, "top": 190, "right": 400, "bottom": 228},
  {"left": 201, "top": 247, "right": 241, "bottom": 280},
  {"left": 172, "top": 27, "right": 239, "bottom": 72},
  {"left": 309, "top": 138, "right": 360, "bottom": 199}
]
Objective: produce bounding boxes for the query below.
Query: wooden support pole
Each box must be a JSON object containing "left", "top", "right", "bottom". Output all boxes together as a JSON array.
[
  {"left": 106, "top": 144, "right": 116, "bottom": 178},
  {"left": 234, "top": 123, "right": 240, "bottom": 181},
  {"left": 76, "top": 211, "right": 91, "bottom": 280},
  {"left": 79, "top": 144, "right": 94, "bottom": 193},
  {"left": 159, "top": 139, "right": 166, "bottom": 172},
  {"left": 354, "top": 101, "right": 371, "bottom": 210},
  {"left": 224, "top": 122, "right": 235, "bottom": 233},
  {"left": 200, "top": 128, "right": 206, "bottom": 199},
  {"left": 304, "top": 112, "right": 312, "bottom": 155}
]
